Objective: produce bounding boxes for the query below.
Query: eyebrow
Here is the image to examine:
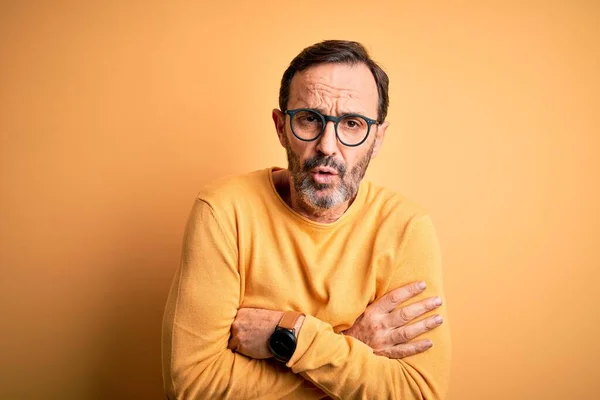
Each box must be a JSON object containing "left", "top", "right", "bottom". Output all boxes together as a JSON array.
[{"left": 308, "top": 107, "right": 369, "bottom": 117}]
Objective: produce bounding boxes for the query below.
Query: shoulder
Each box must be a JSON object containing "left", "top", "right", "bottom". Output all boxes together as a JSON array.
[
  {"left": 195, "top": 168, "right": 268, "bottom": 210},
  {"left": 361, "top": 180, "right": 429, "bottom": 226},
  {"left": 189, "top": 168, "right": 273, "bottom": 239}
]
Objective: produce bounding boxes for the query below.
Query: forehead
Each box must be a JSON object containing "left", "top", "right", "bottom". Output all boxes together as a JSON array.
[{"left": 288, "top": 63, "right": 379, "bottom": 115}]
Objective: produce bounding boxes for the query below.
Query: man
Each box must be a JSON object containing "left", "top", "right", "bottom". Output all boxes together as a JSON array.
[{"left": 162, "top": 40, "right": 451, "bottom": 399}]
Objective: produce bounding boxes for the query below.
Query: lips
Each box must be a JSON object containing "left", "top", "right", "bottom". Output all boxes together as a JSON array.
[
  {"left": 312, "top": 166, "right": 338, "bottom": 175},
  {"left": 310, "top": 167, "right": 338, "bottom": 184}
]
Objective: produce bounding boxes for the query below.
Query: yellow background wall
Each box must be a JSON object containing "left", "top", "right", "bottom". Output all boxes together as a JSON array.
[{"left": 1, "top": 1, "right": 598, "bottom": 399}]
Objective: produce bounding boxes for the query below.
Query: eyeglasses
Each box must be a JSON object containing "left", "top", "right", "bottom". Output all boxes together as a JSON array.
[{"left": 284, "top": 108, "right": 379, "bottom": 147}]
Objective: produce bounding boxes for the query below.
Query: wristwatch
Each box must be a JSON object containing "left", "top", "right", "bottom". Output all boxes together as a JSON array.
[{"left": 268, "top": 311, "right": 304, "bottom": 363}]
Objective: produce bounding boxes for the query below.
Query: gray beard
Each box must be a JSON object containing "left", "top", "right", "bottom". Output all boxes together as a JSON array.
[{"left": 283, "top": 134, "right": 374, "bottom": 210}]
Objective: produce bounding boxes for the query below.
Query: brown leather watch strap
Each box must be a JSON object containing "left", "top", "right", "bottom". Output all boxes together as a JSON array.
[{"left": 278, "top": 311, "right": 304, "bottom": 330}]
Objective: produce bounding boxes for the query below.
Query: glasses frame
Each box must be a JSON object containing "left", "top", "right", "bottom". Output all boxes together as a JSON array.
[{"left": 284, "top": 108, "right": 379, "bottom": 147}]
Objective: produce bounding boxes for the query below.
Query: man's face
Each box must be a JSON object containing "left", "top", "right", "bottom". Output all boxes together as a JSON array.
[{"left": 273, "top": 62, "right": 388, "bottom": 210}]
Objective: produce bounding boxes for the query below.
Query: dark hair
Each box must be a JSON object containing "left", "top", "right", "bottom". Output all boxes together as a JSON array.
[{"left": 278, "top": 40, "right": 389, "bottom": 122}]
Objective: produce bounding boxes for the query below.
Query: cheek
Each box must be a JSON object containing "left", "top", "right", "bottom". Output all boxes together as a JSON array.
[
  {"left": 288, "top": 138, "right": 315, "bottom": 161},
  {"left": 339, "top": 149, "right": 358, "bottom": 168}
]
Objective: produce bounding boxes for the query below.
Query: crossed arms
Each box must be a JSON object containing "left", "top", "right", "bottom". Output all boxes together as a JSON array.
[{"left": 162, "top": 199, "right": 451, "bottom": 399}]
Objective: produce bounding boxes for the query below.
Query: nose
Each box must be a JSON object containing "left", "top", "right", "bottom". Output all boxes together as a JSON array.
[{"left": 315, "top": 120, "right": 339, "bottom": 156}]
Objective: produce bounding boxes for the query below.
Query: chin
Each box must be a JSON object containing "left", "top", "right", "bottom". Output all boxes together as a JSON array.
[
  {"left": 312, "top": 183, "right": 335, "bottom": 191},
  {"left": 303, "top": 189, "right": 347, "bottom": 210}
]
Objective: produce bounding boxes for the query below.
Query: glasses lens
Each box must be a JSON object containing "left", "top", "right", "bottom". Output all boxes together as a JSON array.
[
  {"left": 337, "top": 115, "right": 369, "bottom": 146},
  {"left": 291, "top": 110, "right": 323, "bottom": 140}
]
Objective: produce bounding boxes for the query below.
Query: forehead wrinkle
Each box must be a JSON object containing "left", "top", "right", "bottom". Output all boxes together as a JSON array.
[
  {"left": 309, "top": 81, "right": 361, "bottom": 102},
  {"left": 299, "top": 83, "right": 366, "bottom": 115}
]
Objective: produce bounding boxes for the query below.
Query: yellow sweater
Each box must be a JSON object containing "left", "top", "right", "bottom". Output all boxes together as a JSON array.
[{"left": 162, "top": 167, "right": 451, "bottom": 400}]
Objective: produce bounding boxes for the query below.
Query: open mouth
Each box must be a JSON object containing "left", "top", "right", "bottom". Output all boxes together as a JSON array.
[
  {"left": 310, "top": 167, "right": 338, "bottom": 184},
  {"left": 312, "top": 167, "right": 338, "bottom": 176}
]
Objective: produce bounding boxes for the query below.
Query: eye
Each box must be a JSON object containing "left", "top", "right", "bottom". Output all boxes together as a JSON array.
[
  {"left": 341, "top": 117, "right": 364, "bottom": 130},
  {"left": 295, "top": 111, "right": 322, "bottom": 126}
]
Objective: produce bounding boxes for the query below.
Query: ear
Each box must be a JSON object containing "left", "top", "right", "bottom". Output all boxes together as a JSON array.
[
  {"left": 370, "top": 121, "right": 389, "bottom": 159},
  {"left": 272, "top": 109, "right": 286, "bottom": 148}
]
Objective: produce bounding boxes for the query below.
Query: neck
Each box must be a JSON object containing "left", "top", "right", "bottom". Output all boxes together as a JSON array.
[{"left": 273, "top": 169, "right": 355, "bottom": 223}]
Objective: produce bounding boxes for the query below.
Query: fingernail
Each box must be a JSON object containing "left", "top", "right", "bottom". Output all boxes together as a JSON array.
[
  {"left": 433, "top": 297, "right": 442, "bottom": 306},
  {"left": 418, "top": 281, "right": 427, "bottom": 290},
  {"left": 424, "top": 340, "right": 433, "bottom": 348},
  {"left": 433, "top": 315, "right": 443, "bottom": 324}
]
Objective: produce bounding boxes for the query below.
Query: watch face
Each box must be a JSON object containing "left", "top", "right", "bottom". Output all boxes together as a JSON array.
[{"left": 269, "top": 328, "right": 297, "bottom": 362}]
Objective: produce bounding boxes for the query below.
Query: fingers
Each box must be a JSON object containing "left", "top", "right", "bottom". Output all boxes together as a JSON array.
[
  {"left": 371, "top": 314, "right": 443, "bottom": 358},
  {"left": 373, "top": 281, "right": 427, "bottom": 313},
  {"left": 389, "top": 296, "right": 443, "bottom": 327},
  {"left": 391, "top": 314, "right": 444, "bottom": 344},
  {"left": 374, "top": 339, "right": 434, "bottom": 359}
]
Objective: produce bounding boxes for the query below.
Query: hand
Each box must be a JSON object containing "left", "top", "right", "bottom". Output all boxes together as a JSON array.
[
  {"left": 343, "top": 281, "right": 443, "bottom": 359},
  {"left": 228, "top": 308, "right": 284, "bottom": 359}
]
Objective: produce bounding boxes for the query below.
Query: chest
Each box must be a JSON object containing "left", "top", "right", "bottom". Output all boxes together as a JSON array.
[{"left": 237, "top": 221, "right": 394, "bottom": 331}]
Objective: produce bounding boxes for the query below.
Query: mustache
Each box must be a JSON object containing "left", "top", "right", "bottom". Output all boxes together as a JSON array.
[{"left": 303, "top": 154, "right": 346, "bottom": 176}]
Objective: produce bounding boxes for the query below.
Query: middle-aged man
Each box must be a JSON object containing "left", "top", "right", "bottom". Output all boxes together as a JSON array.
[{"left": 162, "top": 40, "right": 451, "bottom": 399}]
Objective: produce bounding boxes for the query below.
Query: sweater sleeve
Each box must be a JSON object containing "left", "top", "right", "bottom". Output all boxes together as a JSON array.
[
  {"left": 286, "top": 214, "right": 452, "bottom": 400},
  {"left": 161, "top": 198, "right": 326, "bottom": 399}
]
